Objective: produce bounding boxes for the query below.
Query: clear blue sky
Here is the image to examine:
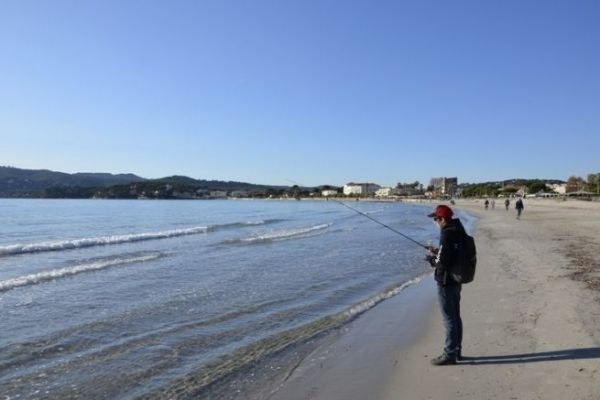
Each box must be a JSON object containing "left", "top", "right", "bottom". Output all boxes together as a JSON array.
[{"left": 1, "top": 1, "right": 598, "bottom": 186}]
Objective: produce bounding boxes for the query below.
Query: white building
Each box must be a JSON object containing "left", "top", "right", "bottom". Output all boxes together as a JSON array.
[
  {"left": 375, "top": 187, "right": 399, "bottom": 197},
  {"left": 546, "top": 183, "right": 567, "bottom": 194},
  {"left": 343, "top": 182, "right": 381, "bottom": 196},
  {"left": 321, "top": 190, "right": 339, "bottom": 197}
]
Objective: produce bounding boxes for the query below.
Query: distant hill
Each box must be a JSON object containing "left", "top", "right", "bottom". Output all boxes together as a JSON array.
[
  {"left": 91, "top": 175, "right": 288, "bottom": 199},
  {"left": 0, "top": 166, "right": 146, "bottom": 197},
  {"left": 0, "top": 166, "right": 288, "bottom": 198}
]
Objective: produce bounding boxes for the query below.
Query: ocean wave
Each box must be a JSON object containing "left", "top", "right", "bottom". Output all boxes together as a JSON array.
[
  {"left": 0, "top": 227, "right": 208, "bottom": 256},
  {"left": 0, "top": 253, "right": 162, "bottom": 292},
  {"left": 0, "top": 220, "right": 280, "bottom": 257},
  {"left": 222, "top": 223, "right": 332, "bottom": 245},
  {"left": 206, "top": 219, "right": 283, "bottom": 232},
  {"left": 342, "top": 274, "right": 428, "bottom": 317}
]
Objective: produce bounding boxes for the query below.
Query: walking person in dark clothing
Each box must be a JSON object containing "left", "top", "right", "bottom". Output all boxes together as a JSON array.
[
  {"left": 504, "top": 198, "right": 510, "bottom": 211},
  {"left": 425, "top": 205, "right": 465, "bottom": 365},
  {"left": 515, "top": 198, "right": 524, "bottom": 219}
]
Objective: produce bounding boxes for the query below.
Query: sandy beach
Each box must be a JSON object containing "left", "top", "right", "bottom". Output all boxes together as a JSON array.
[{"left": 269, "top": 198, "right": 600, "bottom": 400}]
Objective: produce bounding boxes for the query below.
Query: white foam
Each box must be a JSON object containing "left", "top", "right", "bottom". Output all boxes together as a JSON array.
[
  {"left": 0, "top": 226, "right": 209, "bottom": 256},
  {"left": 238, "top": 223, "right": 332, "bottom": 243},
  {"left": 343, "top": 274, "right": 428, "bottom": 317},
  {"left": 0, "top": 253, "right": 162, "bottom": 291}
]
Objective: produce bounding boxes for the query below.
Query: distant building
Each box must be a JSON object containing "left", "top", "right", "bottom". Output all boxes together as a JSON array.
[
  {"left": 395, "top": 182, "right": 424, "bottom": 196},
  {"left": 375, "top": 187, "right": 399, "bottom": 197},
  {"left": 343, "top": 182, "right": 381, "bottom": 196},
  {"left": 210, "top": 191, "right": 228, "bottom": 198},
  {"left": 321, "top": 189, "right": 339, "bottom": 197},
  {"left": 546, "top": 183, "right": 566, "bottom": 194},
  {"left": 430, "top": 177, "right": 458, "bottom": 197},
  {"left": 515, "top": 186, "right": 528, "bottom": 197},
  {"left": 230, "top": 190, "right": 248, "bottom": 198}
]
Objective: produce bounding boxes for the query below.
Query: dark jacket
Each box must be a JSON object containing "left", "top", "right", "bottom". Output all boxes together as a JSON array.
[
  {"left": 433, "top": 218, "right": 466, "bottom": 285},
  {"left": 515, "top": 199, "right": 524, "bottom": 210}
]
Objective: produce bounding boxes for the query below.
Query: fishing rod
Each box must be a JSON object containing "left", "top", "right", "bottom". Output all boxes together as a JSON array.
[
  {"left": 333, "top": 200, "right": 429, "bottom": 250},
  {"left": 284, "top": 179, "right": 430, "bottom": 250}
]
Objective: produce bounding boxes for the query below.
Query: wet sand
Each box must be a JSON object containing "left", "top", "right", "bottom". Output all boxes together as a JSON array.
[
  {"left": 269, "top": 198, "right": 600, "bottom": 400},
  {"left": 267, "top": 277, "right": 437, "bottom": 400}
]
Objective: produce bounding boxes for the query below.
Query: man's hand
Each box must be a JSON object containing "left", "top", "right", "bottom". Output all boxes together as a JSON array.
[
  {"left": 424, "top": 254, "right": 437, "bottom": 267},
  {"left": 425, "top": 245, "right": 439, "bottom": 255}
]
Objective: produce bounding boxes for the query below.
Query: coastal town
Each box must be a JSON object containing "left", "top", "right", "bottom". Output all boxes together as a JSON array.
[
  {"left": 1, "top": 166, "right": 598, "bottom": 200},
  {"left": 121, "top": 175, "right": 595, "bottom": 200},
  {"left": 111, "top": 174, "right": 599, "bottom": 200}
]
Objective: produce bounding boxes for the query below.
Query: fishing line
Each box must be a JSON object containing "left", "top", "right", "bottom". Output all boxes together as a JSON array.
[
  {"left": 333, "top": 200, "right": 429, "bottom": 249},
  {"left": 283, "top": 178, "right": 429, "bottom": 250}
]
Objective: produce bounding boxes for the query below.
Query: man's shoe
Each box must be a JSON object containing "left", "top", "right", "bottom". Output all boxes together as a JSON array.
[
  {"left": 430, "top": 354, "right": 457, "bottom": 366},
  {"left": 456, "top": 350, "right": 462, "bottom": 361}
]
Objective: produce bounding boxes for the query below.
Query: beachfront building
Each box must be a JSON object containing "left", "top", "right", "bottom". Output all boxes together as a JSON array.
[
  {"left": 516, "top": 186, "right": 528, "bottom": 197},
  {"left": 430, "top": 177, "right": 458, "bottom": 197},
  {"left": 210, "top": 191, "right": 228, "bottom": 199},
  {"left": 230, "top": 190, "right": 249, "bottom": 198},
  {"left": 547, "top": 183, "right": 567, "bottom": 194},
  {"left": 395, "top": 181, "right": 424, "bottom": 196},
  {"left": 375, "top": 187, "right": 399, "bottom": 197},
  {"left": 321, "top": 189, "right": 339, "bottom": 197},
  {"left": 343, "top": 182, "right": 381, "bottom": 196}
]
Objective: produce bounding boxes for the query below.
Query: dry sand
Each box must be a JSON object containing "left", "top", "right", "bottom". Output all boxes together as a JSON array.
[
  {"left": 269, "top": 198, "right": 600, "bottom": 400},
  {"left": 380, "top": 198, "right": 600, "bottom": 400}
]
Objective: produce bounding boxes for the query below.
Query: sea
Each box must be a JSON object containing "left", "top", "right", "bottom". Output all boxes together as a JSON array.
[{"left": 0, "top": 198, "right": 474, "bottom": 399}]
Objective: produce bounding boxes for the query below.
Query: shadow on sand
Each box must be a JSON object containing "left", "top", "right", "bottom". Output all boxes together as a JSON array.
[{"left": 461, "top": 347, "right": 600, "bottom": 365}]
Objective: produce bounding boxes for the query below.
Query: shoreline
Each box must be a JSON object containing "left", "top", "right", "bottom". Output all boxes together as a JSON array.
[
  {"left": 187, "top": 274, "right": 437, "bottom": 400},
  {"left": 263, "top": 198, "right": 600, "bottom": 400},
  {"left": 265, "top": 276, "right": 439, "bottom": 400}
]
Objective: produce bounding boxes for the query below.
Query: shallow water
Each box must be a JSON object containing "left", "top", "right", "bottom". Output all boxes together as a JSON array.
[{"left": 0, "top": 199, "right": 474, "bottom": 399}]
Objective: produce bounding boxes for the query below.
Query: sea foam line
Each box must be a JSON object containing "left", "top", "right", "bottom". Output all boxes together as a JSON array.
[
  {"left": 0, "top": 253, "right": 162, "bottom": 291},
  {"left": 0, "top": 220, "right": 274, "bottom": 257},
  {"left": 0, "top": 227, "right": 208, "bottom": 256},
  {"left": 224, "top": 223, "right": 332, "bottom": 245},
  {"left": 342, "top": 273, "right": 428, "bottom": 317}
]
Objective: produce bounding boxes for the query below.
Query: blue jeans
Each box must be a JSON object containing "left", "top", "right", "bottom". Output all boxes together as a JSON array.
[{"left": 437, "top": 281, "right": 462, "bottom": 359}]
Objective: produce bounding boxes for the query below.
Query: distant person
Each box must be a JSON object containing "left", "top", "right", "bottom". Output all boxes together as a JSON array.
[
  {"left": 424, "top": 205, "right": 465, "bottom": 365},
  {"left": 515, "top": 198, "right": 524, "bottom": 219},
  {"left": 484, "top": 199, "right": 489, "bottom": 210},
  {"left": 504, "top": 198, "right": 510, "bottom": 211},
  {"left": 491, "top": 199, "right": 495, "bottom": 210}
]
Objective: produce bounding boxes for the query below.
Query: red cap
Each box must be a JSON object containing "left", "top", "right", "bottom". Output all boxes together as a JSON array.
[{"left": 427, "top": 205, "right": 454, "bottom": 219}]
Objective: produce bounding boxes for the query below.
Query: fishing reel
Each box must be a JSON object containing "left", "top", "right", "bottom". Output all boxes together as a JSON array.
[{"left": 424, "top": 254, "right": 437, "bottom": 266}]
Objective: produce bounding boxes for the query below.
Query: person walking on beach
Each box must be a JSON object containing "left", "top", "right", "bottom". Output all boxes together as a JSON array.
[
  {"left": 515, "top": 198, "right": 524, "bottom": 219},
  {"left": 491, "top": 199, "right": 495, "bottom": 210},
  {"left": 484, "top": 199, "right": 489, "bottom": 210},
  {"left": 425, "top": 205, "right": 465, "bottom": 365},
  {"left": 504, "top": 198, "right": 510, "bottom": 211}
]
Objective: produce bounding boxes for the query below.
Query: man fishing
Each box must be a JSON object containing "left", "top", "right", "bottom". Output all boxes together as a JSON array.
[
  {"left": 425, "top": 204, "right": 466, "bottom": 365},
  {"left": 335, "top": 200, "right": 473, "bottom": 366}
]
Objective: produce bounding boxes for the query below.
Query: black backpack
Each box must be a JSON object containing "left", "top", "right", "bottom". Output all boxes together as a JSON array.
[{"left": 449, "top": 233, "right": 477, "bottom": 284}]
